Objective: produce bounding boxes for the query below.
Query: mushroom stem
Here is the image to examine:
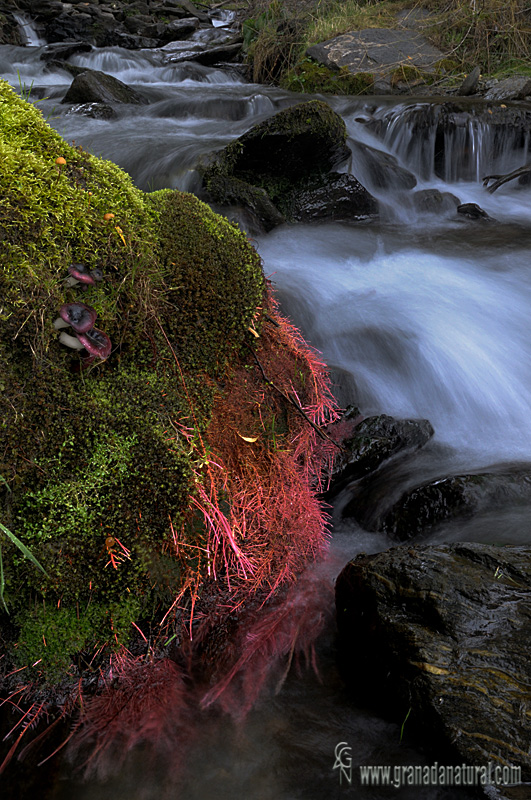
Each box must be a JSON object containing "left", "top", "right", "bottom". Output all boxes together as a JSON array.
[
  {"left": 58, "top": 331, "right": 85, "bottom": 350},
  {"left": 64, "top": 276, "right": 80, "bottom": 288},
  {"left": 53, "top": 318, "right": 70, "bottom": 330}
]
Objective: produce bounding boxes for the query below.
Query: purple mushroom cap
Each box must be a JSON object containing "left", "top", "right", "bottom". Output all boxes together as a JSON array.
[
  {"left": 58, "top": 302, "right": 97, "bottom": 334},
  {"left": 77, "top": 328, "right": 112, "bottom": 360},
  {"left": 68, "top": 263, "right": 95, "bottom": 286}
]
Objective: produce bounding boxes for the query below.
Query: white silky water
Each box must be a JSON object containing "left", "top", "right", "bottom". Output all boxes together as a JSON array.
[{"left": 4, "top": 41, "right": 531, "bottom": 799}]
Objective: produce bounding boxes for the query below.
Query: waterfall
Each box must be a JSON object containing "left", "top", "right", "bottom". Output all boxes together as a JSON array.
[{"left": 12, "top": 12, "right": 45, "bottom": 48}]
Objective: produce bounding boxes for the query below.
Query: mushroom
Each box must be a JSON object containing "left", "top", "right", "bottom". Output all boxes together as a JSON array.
[
  {"left": 77, "top": 328, "right": 112, "bottom": 363},
  {"left": 65, "top": 263, "right": 95, "bottom": 288},
  {"left": 53, "top": 302, "right": 97, "bottom": 334},
  {"left": 58, "top": 331, "right": 85, "bottom": 351}
]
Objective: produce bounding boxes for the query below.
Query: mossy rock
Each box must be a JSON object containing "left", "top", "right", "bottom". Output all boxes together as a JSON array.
[
  {"left": 0, "top": 78, "right": 270, "bottom": 681},
  {"left": 281, "top": 59, "right": 374, "bottom": 96},
  {"left": 202, "top": 99, "right": 351, "bottom": 225}
]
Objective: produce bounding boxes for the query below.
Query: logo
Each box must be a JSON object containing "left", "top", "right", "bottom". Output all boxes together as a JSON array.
[{"left": 333, "top": 741, "right": 353, "bottom": 786}]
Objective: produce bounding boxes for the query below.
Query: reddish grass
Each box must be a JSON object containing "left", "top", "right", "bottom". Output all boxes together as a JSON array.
[{"left": 69, "top": 653, "right": 190, "bottom": 779}]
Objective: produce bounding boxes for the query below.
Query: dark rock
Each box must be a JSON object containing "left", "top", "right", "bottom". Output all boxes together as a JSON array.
[
  {"left": 307, "top": 29, "right": 444, "bottom": 93},
  {"left": 205, "top": 174, "right": 285, "bottom": 233},
  {"left": 347, "top": 463, "right": 531, "bottom": 539},
  {"left": 484, "top": 76, "right": 531, "bottom": 102},
  {"left": 336, "top": 542, "right": 531, "bottom": 781},
  {"left": 165, "top": 41, "right": 242, "bottom": 65},
  {"left": 174, "top": 0, "right": 211, "bottom": 24},
  {"left": 62, "top": 69, "right": 148, "bottom": 106},
  {"left": 39, "top": 41, "right": 93, "bottom": 63},
  {"left": 349, "top": 140, "right": 417, "bottom": 191},
  {"left": 202, "top": 100, "right": 352, "bottom": 225},
  {"left": 457, "top": 65, "right": 481, "bottom": 96},
  {"left": 65, "top": 102, "right": 116, "bottom": 120},
  {"left": 412, "top": 188, "right": 460, "bottom": 215},
  {"left": 328, "top": 414, "right": 433, "bottom": 497},
  {"left": 457, "top": 202, "right": 492, "bottom": 220},
  {"left": 291, "top": 172, "right": 378, "bottom": 223},
  {"left": 211, "top": 100, "right": 349, "bottom": 185}
]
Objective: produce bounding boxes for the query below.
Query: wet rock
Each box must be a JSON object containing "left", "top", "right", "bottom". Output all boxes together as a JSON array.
[
  {"left": 349, "top": 140, "right": 417, "bottom": 191},
  {"left": 347, "top": 464, "right": 531, "bottom": 539},
  {"left": 484, "top": 76, "right": 531, "bottom": 102},
  {"left": 204, "top": 174, "right": 285, "bottom": 233},
  {"left": 62, "top": 69, "right": 148, "bottom": 106},
  {"left": 202, "top": 100, "right": 353, "bottom": 228},
  {"left": 336, "top": 542, "right": 531, "bottom": 781},
  {"left": 291, "top": 172, "right": 378, "bottom": 223},
  {"left": 39, "top": 41, "right": 92, "bottom": 63},
  {"left": 412, "top": 188, "right": 460, "bottom": 215},
  {"left": 307, "top": 29, "right": 444, "bottom": 93},
  {"left": 457, "top": 202, "right": 492, "bottom": 220},
  {"left": 186, "top": 41, "right": 243, "bottom": 66},
  {"left": 65, "top": 102, "right": 116, "bottom": 120},
  {"left": 327, "top": 413, "right": 434, "bottom": 497},
  {"left": 457, "top": 65, "right": 481, "bottom": 96}
]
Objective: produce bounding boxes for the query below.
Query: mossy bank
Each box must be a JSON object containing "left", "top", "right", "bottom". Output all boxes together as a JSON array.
[{"left": 0, "top": 78, "right": 334, "bottom": 702}]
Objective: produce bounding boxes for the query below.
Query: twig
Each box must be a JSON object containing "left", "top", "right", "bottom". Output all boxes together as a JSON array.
[
  {"left": 482, "top": 163, "right": 531, "bottom": 193},
  {"left": 245, "top": 344, "right": 343, "bottom": 450}
]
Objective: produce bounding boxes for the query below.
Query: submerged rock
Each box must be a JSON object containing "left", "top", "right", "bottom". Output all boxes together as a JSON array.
[
  {"left": 346, "top": 463, "right": 531, "bottom": 539},
  {"left": 327, "top": 413, "right": 434, "bottom": 497},
  {"left": 411, "top": 188, "right": 460, "bottom": 215},
  {"left": 336, "top": 542, "right": 531, "bottom": 782},
  {"left": 349, "top": 140, "right": 417, "bottom": 191}
]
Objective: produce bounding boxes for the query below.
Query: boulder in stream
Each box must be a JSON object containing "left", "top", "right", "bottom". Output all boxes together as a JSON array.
[
  {"left": 349, "top": 140, "right": 417, "bottom": 191},
  {"left": 336, "top": 542, "right": 531, "bottom": 784},
  {"left": 61, "top": 68, "right": 148, "bottom": 106},
  {"left": 345, "top": 463, "right": 531, "bottom": 539},
  {"left": 202, "top": 99, "right": 376, "bottom": 229}
]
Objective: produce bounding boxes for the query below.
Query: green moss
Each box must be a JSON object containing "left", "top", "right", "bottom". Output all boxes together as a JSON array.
[
  {"left": 281, "top": 59, "right": 374, "bottom": 95},
  {"left": 147, "top": 190, "right": 264, "bottom": 373},
  {"left": 0, "top": 80, "right": 267, "bottom": 683}
]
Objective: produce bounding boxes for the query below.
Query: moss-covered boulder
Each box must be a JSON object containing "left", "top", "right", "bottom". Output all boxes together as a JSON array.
[
  {"left": 0, "top": 75, "right": 336, "bottom": 745},
  {"left": 201, "top": 99, "right": 375, "bottom": 230}
]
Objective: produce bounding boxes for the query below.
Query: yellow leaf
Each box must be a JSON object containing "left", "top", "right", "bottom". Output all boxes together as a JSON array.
[
  {"left": 237, "top": 433, "right": 258, "bottom": 443},
  {"left": 115, "top": 226, "right": 127, "bottom": 247}
]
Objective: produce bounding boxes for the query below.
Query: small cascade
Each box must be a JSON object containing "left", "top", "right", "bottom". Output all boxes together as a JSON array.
[
  {"left": 373, "top": 101, "right": 531, "bottom": 183},
  {"left": 12, "top": 12, "right": 45, "bottom": 47}
]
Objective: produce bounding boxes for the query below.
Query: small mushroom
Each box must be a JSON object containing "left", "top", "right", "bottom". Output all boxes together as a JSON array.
[
  {"left": 65, "top": 263, "right": 96, "bottom": 288},
  {"left": 53, "top": 302, "right": 97, "bottom": 333},
  {"left": 58, "top": 331, "right": 85, "bottom": 350},
  {"left": 77, "top": 328, "right": 112, "bottom": 362}
]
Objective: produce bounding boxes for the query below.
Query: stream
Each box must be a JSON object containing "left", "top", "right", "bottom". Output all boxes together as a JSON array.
[{"left": 3, "top": 29, "right": 531, "bottom": 799}]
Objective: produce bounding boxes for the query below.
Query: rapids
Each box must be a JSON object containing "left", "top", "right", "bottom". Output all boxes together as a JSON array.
[{"left": 4, "top": 35, "right": 531, "bottom": 798}]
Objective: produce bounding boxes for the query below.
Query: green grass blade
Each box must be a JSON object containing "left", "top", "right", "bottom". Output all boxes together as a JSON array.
[
  {"left": 0, "top": 542, "right": 7, "bottom": 613},
  {"left": 0, "top": 522, "right": 50, "bottom": 579}
]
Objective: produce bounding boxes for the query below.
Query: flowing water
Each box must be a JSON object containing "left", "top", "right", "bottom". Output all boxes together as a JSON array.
[{"left": 4, "top": 37, "right": 531, "bottom": 798}]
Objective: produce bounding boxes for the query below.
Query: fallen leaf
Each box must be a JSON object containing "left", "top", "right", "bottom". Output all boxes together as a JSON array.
[{"left": 237, "top": 433, "right": 258, "bottom": 443}]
